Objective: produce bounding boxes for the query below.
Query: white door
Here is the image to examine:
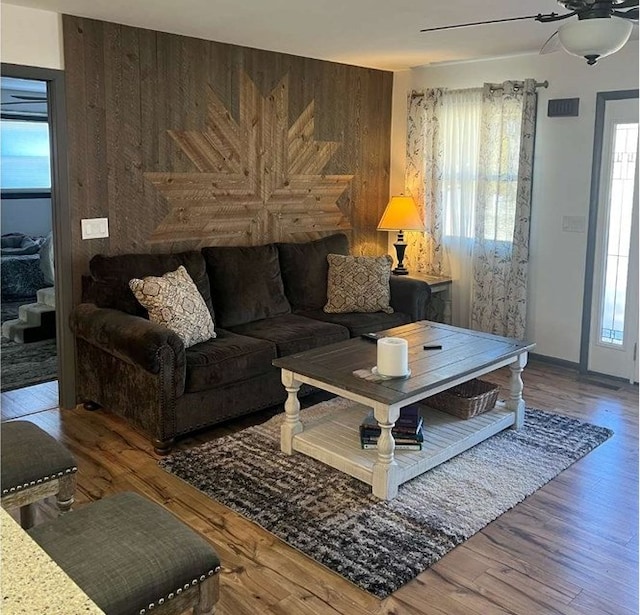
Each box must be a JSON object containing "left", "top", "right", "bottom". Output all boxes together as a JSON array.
[{"left": 588, "top": 98, "right": 639, "bottom": 382}]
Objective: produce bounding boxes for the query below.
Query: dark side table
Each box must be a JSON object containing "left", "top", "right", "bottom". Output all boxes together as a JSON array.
[{"left": 405, "top": 273, "right": 452, "bottom": 324}]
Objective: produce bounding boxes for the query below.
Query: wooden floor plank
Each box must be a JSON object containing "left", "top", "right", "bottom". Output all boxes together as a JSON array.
[
  {"left": 0, "top": 359, "right": 637, "bottom": 615},
  {"left": 0, "top": 380, "right": 58, "bottom": 420},
  {"left": 471, "top": 568, "right": 588, "bottom": 615},
  {"left": 569, "top": 588, "right": 640, "bottom": 615},
  {"left": 465, "top": 523, "right": 638, "bottom": 610},
  {"left": 394, "top": 566, "right": 517, "bottom": 615}
]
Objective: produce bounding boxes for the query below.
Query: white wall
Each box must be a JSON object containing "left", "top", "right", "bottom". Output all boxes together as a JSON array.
[
  {"left": 390, "top": 44, "right": 639, "bottom": 363},
  {"left": 0, "top": 4, "right": 64, "bottom": 69}
]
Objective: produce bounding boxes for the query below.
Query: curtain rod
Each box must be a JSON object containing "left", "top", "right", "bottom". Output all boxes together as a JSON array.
[
  {"left": 490, "top": 80, "right": 549, "bottom": 92},
  {"left": 411, "top": 80, "right": 549, "bottom": 98}
]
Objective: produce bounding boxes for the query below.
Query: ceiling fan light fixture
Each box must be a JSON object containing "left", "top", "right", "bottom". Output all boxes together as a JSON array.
[{"left": 557, "top": 16, "right": 633, "bottom": 64}]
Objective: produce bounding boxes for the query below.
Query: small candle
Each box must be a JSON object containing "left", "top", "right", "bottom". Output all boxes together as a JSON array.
[{"left": 377, "top": 337, "right": 409, "bottom": 377}]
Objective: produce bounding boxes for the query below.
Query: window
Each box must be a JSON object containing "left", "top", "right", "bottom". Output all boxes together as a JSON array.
[
  {"left": 599, "top": 122, "right": 638, "bottom": 346},
  {"left": 1, "top": 119, "right": 52, "bottom": 195},
  {"left": 439, "top": 89, "right": 522, "bottom": 247}
]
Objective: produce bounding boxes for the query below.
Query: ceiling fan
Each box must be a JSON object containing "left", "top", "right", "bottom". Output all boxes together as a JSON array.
[{"left": 420, "top": 0, "right": 639, "bottom": 65}]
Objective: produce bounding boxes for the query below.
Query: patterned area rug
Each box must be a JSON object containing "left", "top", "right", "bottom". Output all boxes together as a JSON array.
[
  {"left": 159, "top": 398, "right": 613, "bottom": 598},
  {"left": 1, "top": 337, "right": 58, "bottom": 392},
  {"left": 1, "top": 299, "right": 57, "bottom": 392},
  {"left": 1, "top": 298, "right": 29, "bottom": 323}
]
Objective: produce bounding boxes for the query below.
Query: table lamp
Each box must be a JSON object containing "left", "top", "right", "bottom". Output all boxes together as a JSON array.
[{"left": 377, "top": 195, "right": 424, "bottom": 275}]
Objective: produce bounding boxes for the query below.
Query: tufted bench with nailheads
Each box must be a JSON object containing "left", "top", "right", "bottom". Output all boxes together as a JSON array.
[
  {"left": 1, "top": 420, "right": 78, "bottom": 529},
  {"left": 28, "top": 491, "right": 222, "bottom": 615}
]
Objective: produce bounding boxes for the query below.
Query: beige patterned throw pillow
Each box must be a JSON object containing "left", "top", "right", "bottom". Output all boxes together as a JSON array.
[
  {"left": 129, "top": 265, "right": 216, "bottom": 348},
  {"left": 324, "top": 254, "right": 394, "bottom": 314}
]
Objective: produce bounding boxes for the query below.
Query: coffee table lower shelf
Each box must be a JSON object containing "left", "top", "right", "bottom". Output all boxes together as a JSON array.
[{"left": 291, "top": 402, "right": 516, "bottom": 489}]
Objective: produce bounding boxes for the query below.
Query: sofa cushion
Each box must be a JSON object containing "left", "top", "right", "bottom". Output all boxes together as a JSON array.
[
  {"left": 228, "top": 314, "right": 348, "bottom": 357},
  {"left": 202, "top": 244, "right": 291, "bottom": 328},
  {"left": 276, "top": 233, "right": 350, "bottom": 311},
  {"left": 299, "top": 309, "right": 412, "bottom": 337},
  {"left": 324, "top": 254, "right": 394, "bottom": 314},
  {"left": 184, "top": 329, "right": 276, "bottom": 393},
  {"left": 89, "top": 251, "right": 214, "bottom": 318},
  {"left": 129, "top": 266, "right": 216, "bottom": 349}
]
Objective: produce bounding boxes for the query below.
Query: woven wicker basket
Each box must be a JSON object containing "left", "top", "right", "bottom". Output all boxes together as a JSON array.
[{"left": 426, "top": 379, "right": 500, "bottom": 419}]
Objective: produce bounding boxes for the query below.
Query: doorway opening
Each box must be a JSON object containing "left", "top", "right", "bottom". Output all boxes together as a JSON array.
[
  {"left": 0, "top": 63, "right": 75, "bottom": 415},
  {"left": 1, "top": 76, "right": 58, "bottom": 393}
]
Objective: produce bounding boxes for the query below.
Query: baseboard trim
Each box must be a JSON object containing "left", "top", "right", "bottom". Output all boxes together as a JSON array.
[
  {"left": 529, "top": 353, "right": 578, "bottom": 370},
  {"left": 529, "top": 353, "right": 636, "bottom": 388}
]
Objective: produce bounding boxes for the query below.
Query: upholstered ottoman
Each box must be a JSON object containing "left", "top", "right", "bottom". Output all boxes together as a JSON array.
[
  {"left": 28, "top": 492, "right": 221, "bottom": 615},
  {"left": 1, "top": 420, "right": 77, "bottom": 528}
]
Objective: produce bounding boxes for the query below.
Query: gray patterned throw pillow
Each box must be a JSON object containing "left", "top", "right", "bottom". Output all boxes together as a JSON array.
[
  {"left": 324, "top": 254, "right": 394, "bottom": 314},
  {"left": 129, "top": 265, "right": 216, "bottom": 348}
]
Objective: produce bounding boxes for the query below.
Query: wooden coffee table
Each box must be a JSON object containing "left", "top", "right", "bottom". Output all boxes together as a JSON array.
[{"left": 273, "top": 320, "right": 535, "bottom": 500}]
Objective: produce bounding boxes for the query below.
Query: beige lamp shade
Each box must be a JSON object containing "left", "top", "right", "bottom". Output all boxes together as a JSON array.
[
  {"left": 377, "top": 194, "right": 424, "bottom": 275},
  {"left": 377, "top": 195, "right": 424, "bottom": 231}
]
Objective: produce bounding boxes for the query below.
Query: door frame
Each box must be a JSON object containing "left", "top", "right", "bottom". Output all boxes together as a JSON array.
[
  {"left": 579, "top": 88, "right": 639, "bottom": 376},
  {"left": 2, "top": 63, "right": 76, "bottom": 408}
]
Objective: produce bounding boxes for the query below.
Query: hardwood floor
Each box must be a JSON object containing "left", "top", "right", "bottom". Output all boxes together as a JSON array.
[{"left": 1, "top": 360, "right": 637, "bottom": 615}]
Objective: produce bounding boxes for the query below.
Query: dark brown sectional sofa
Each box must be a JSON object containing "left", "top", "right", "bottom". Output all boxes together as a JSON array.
[{"left": 71, "top": 234, "right": 431, "bottom": 453}]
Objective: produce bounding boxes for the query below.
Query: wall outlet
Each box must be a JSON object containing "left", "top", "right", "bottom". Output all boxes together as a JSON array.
[
  {"left": 81, "top": 217, "right": 109, "bottom": 239},
  {"left": 561, "top": 215, "right": 586, "bottom": 233}
]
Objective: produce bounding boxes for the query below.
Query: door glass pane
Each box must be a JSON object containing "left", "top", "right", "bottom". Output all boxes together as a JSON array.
[{"left": 600, "top": 122, "right": 638, "bottom": 346}]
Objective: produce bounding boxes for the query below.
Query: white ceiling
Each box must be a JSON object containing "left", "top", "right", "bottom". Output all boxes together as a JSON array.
[{"left": 3, "top": 0, "right": 637, "bottom": 70}]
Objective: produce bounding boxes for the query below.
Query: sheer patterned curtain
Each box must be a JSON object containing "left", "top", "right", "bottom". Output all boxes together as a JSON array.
[
  {"left": 471, "top": 80, "right": 537, "bottom": 338},
  {"left": 439, "top": 88, "right": 482, "bottom": 328},
  {"left": 405, "top": 89, "right": 449, "bottom": 276},
  {"left": 405, "top": 79, "right": 537, "bottom": 338},
  {"left": 404, "top": 89, "right": 447, "bottom": 276}
]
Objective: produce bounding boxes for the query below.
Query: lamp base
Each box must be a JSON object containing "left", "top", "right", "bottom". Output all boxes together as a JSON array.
[{"left": 392, "top": 232, "right": 410, "bottom": 276}]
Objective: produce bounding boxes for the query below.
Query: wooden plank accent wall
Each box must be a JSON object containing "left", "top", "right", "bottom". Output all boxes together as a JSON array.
[{"left": 62, "top": 16, "right": 393, "bottom": 302}]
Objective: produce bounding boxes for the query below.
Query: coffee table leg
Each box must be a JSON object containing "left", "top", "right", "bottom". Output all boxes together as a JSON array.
[
  {"left": 280, "top": 370, "right": 303, "bottom": 454},
  {"left": 507, "top": 352, "right": 528, "bottom": 429},
  {"left": 372, "top": 403, "right": 401, "bottom": 500}
]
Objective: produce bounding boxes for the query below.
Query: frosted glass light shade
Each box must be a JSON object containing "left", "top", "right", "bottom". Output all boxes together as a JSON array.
[
  {"left": 558, "top": 17, "right": 633, "bottom": 63},
  {"left": 377, "top": 195, "right": 424, "bottom": 231}
]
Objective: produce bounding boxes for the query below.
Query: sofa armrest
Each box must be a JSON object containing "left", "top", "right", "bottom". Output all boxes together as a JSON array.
[
  {"left": 389, "top": 276, "right": 432, "bottom": 321},
  {"left": 70, "top": 303, "right": 186, "bottom": 387}
]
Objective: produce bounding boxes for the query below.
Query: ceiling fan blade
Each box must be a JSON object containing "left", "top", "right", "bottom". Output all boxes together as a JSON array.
[
  {"left": 540, "top": 31, "right": 561, "bottom": 54},
  {"left": 613, "top": 7, "right": 639, "bottom": 18},
  {"left": 420, "top": 14, "right": 545, "bottom": 33}
]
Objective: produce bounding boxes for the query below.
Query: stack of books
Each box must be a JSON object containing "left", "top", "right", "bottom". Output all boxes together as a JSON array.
[{"left": 359, "top": 404, "right": 424, "bottom": 450}]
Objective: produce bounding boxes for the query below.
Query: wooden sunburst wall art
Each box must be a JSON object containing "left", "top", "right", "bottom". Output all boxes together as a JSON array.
[{"left": 144, "top": 71, "right": 354, "bottom": 246}]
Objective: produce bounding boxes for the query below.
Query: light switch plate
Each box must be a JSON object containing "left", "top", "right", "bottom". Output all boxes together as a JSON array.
[
  {"left": 562, "top": 215, "right": 586, "bottom": 233},
  {"left": 81, "top": 217, "right": 109, "bottom": 239}
]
